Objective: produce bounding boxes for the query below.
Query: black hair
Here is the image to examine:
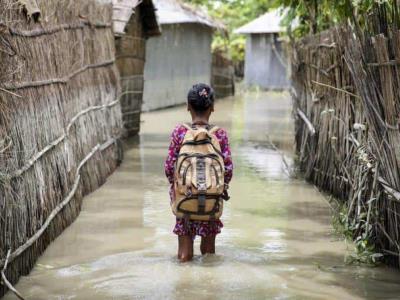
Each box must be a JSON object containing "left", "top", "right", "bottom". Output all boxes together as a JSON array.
[{"left": 187, "top": 83, "right": 215, "bottom": 112}]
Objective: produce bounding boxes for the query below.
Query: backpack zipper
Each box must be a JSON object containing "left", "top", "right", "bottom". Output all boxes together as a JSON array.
[
  {"left": 177, "top": 153, "right": 223, "bottom": 175},
  {"left": 182, "top": 163, "right": 192, "bottom": 186},
  {"left": 212, "top": 165, "right": 220, "bottom": 186},
  {"left": 181, "top": 140, "right": 224, "bottom": 158}
]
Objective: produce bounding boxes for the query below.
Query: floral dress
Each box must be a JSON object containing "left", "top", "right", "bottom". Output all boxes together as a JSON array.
[{"left": 165, "top": 124, "right": 233, "bottom": 237}]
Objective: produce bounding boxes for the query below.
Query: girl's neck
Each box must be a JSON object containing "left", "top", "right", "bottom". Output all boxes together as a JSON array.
[{"left": 191, "top": 116, "right": 209, "bottom": 126}]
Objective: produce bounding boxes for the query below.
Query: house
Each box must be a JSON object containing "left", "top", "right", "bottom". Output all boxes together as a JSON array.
[
  {"left": 142, "top": 0, "right": 225, "bottom": 111},
  {"left": 235, "top": 10, "right": 290, "bottom": 90},
  {"left": 113, "top": 0, "right": 160, "bottom": 136}
]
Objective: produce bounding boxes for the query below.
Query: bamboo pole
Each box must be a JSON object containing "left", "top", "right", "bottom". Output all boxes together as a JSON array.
[
  {"left": 10, "top": 97, "right": 120, "bottom": 179},
  {"left": 311, "top": 80, "right": 360, "bottom": 98},
  {"left": 1, "top": 250, "right": 25, "bottom": 300},
  {"left": 6, "top": 20, "right": 111, "bottom": 37},
  {"left": 3, "top": 59, "right": 115, "bottom": 90},
  {"left": 0, "top": 139, "right": 117, "bottom": 270}
]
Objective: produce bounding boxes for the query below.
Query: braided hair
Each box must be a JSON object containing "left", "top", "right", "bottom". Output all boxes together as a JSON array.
[{"left": 187, "top": 83, "right": 215, "bottom": 112}]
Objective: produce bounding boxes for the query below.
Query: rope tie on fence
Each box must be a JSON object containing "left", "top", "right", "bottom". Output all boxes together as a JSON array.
[
  {"left": 1, "top": 91, "right": 134, "bottom": 180},
  {"left": 1, "top": 20, "right": 112, "bottom": 38},
  {"left": 1, "top": 250, "right": 25, "bottom": 300},
  {"left": 311, "top": 80, "right": 360, "bottom": 98},
  {"left": 1, "top": 59, "right": 115, "bottom": 91},
  {"left": 296, "top": 108, "right": 316, "bottom": 136},
  {"left": 0, "top": 91, "right": 131, "bottom": 272}
]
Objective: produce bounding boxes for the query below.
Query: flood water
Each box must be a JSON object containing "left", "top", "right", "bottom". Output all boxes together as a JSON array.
[{"left": 5, "top": 92, "right": 400, "bottom": 300}]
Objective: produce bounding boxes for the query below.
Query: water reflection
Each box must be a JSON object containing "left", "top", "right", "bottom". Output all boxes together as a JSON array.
[{"left": 4, "top": 92, "right": 400, "bottom": 300}]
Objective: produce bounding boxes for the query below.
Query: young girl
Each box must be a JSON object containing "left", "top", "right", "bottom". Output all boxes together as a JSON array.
[{"left": 164, "top": 83, "right": 233, "bottom": 262}]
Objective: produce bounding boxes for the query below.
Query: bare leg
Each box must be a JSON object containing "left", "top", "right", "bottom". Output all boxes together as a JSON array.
[
  {"left": 178, "top": 235, "right": 194, "bottom": 262},
  {"left": 200, "top": 235, "right": 216, "bottom": 255}
]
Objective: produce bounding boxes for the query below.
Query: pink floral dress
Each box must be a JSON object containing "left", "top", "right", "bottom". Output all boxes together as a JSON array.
[{"left": 165, "top": 124, "right": 233, "bottom": 237}]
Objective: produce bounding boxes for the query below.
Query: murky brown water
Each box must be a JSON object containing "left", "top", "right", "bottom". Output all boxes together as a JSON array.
[{"left": 5, "top": 92, "right": 400, "bottom": 300}]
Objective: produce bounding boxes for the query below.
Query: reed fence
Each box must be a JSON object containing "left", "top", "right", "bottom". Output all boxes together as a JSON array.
[
  {"left": 116, "top": 6, "right": 146, "bottom": 137},
  {"left": 292, "top": 23, "right": 400, "bottom": 266},
  {"left": 0, "top": 0, "right": 123, "bottom": 296}
]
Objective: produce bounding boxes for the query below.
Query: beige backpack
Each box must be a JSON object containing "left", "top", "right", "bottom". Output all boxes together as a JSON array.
[{"left": 172, "top": 123, "right": 225, "bottom": 221}]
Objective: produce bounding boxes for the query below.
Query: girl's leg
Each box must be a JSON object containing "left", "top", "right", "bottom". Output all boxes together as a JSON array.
[
  {"left": 178, "top": 235, "right": 194, "bottom": 262},
  {"left": 200, "top": 235, "right": 216, "bottom": 255}
]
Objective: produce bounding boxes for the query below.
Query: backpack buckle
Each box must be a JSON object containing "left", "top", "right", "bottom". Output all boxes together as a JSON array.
[
  {"left": 185, "top": 187, "right": 192, "bottom": 197},
  {"left": 197, "top": 182, "right": 207, "bottom": 191}
]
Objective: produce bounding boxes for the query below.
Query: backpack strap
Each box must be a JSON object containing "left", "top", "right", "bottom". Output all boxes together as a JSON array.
[
  {"left": 181, "top": 123, "right": 193, "bottom": 131},
  {"left": 183, "top": 123, "right": 220, "bottom": 134},
  {"left": 208, "top": 125, "right": 220, "bottom": 135}
]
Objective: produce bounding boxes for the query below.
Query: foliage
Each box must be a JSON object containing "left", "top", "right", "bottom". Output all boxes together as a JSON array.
[
  {"left": 332, "top": 199, "right": 384, "bottom": 266},
  {"left": 184, "top": 0, "right": 273, "bottom": 61},
  {"left": 272, "top": 0, "right": 400, "bottom": 36},
  {"left": 184, "top": 0, "right": 400, "bottom": 62}
]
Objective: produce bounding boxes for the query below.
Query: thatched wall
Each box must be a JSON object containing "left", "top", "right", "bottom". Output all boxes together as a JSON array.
[
  {"left": 292, "top": 25, "right": 400, "bottom": 266},
  {"left": 0, "top": 0, "right": 122, "bottom": 295},
  {"left": 115, "top": 6, "right": 146, "bottom": 137},
  {"left": 211, "top": 50, "right": 235, "bottom": 98}
]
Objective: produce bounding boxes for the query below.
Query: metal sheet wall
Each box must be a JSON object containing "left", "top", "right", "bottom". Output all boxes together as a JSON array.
[
  {"left": 143, "top": 23, "right": 213, "bottom": 111},
  {"left": 244, "top": 33, "right": 289, "bottom": 90}
]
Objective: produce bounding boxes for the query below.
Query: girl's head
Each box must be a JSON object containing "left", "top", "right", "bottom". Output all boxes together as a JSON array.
[{"left": 187, "top": 83, "right": 215, "bottom": 116}]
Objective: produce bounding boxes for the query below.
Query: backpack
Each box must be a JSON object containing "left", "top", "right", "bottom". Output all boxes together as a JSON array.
[{"left": 172, "top": 123, "right": 225, "bottom": 221}]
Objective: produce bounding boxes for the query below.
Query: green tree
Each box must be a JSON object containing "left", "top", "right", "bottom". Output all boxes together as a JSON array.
[
  {"left": 271, "top": 0, "right": 400, "bottom": 36},
  {"left": 184, "top": 0, "right": 400, "bottom": 61},
  {"left": 184, "top": 0, "right": 273, "bottom": 61}
]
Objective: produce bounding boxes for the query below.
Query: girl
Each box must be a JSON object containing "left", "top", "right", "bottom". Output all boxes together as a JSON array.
[{"left": 164, "top": 83, "right": 233, "bottom": 262}]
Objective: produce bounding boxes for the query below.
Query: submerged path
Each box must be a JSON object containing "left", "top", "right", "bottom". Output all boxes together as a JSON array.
[{"left": 5, "top": 92, "right": 400, "bottom": 300}]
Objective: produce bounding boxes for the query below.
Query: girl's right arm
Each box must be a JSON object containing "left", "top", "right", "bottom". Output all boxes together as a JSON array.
[
  {"left": 164, "top": 124, "right": 185, "bottom": 184},
  {"left": 215, "top": 128, "right": 233, "bottom": 185}
]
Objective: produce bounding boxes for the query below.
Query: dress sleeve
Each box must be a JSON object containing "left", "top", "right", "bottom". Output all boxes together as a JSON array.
[
  {"left": 215, "top": 128, "right": 233, "bottom": 184},
  {"left": 165, "top": 124, "right": 186, "bottom": 184}
]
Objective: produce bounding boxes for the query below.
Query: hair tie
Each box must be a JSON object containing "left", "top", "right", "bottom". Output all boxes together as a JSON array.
[{"left": 199, "top": 88, "right": 208, "bottom": 98}]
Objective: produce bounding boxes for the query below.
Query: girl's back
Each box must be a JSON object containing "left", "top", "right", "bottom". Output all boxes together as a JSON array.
[{"left": 164, "top": 83, "right": 233, "bottom": 262}]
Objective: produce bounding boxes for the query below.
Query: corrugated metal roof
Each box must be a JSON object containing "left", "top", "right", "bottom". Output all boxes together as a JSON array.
[
  {"left": 112, "top": 0, "right": 142, "bottom": 36},
  {"left": 153, "top": 0, "right": 224, "bottom": 29},
  {"left": 112, "top": 0, "right": 161, "bottom": 37},
  {"left": 235, "top": 10, "right": 285, "bottom": 34}
]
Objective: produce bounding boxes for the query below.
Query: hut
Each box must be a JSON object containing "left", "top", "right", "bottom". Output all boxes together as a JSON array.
[
  {"left": 113, "top": 0, "right": 160, "bottom": 136},
  {"left": 235, "top": 10, "right": 290, "bottom": 90},
  {"left": 142, "top": 0, "right": 225, "bottom": 111},
  {"left": 0, "top": 0, "right": 122, "bottom": 296}
]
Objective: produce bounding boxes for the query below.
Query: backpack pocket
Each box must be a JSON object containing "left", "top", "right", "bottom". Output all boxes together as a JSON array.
[
  {"left": 176, "top": 195, "right": 222, "bottom": 216},
  {"left": 175, "top": 153, "right": 224, "bottom": 200}
]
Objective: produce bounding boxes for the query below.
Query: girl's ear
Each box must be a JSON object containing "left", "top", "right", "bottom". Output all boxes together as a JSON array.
[
  {"left": 187, "top": 103, "right": 190, "bottom": 111},
  {"left": 211, "top": 104, "right": 215, "bottom": 112}
]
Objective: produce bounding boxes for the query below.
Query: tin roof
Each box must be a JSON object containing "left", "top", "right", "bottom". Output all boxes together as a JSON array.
[
  {"left": 112, "top": 0, "right": 160, "bottom": 37},
  {"left": 153, "top": 0, "right": 225, "bottom": 29},
  {"left": 112, "top": 0, "right": 141, "bottom": 36},
  {"left": 235, "top": 10, "right": 285, "bottom": 34}
]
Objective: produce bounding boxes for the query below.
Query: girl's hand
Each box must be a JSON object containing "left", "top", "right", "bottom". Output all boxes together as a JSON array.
[
  {"left": 224, "top": 183, "right": 229, "bottom": 191},
  {"left": 222, "top": 191, "right": 230, "bottom": 201}
]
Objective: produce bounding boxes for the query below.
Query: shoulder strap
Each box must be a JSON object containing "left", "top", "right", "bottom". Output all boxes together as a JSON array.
[
  {"left": 181, "top": 123, "right": 193, "bottom": 131},
  {"left": 208, "top": 125, "right": 220, "bottom": 135},
  {"left": 184, "top": 123, "right": 219, "bottom": 133}
]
